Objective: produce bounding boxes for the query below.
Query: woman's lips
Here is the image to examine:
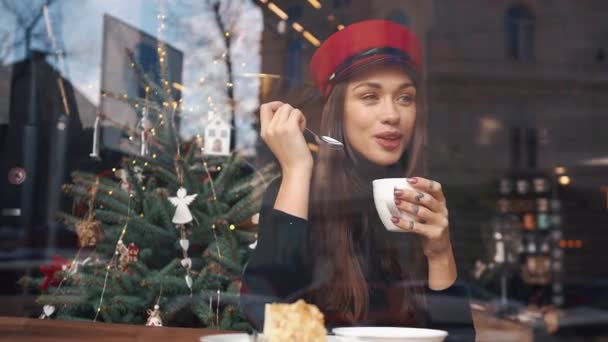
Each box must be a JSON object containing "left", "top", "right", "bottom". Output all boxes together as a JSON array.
[{"left": 374, "top": 136, "right": 402, "bottom": 150}]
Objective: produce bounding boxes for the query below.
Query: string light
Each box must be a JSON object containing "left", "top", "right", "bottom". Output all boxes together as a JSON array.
[
  {"left": 267, "top": 3, "right": 288, "bottom": 20},
  {"left": 259, "top": 1, "right": 322, "bottom": 46},
  {"left": 292, "top": 22, "right": 304, "bottom": 32},
  {"left": 307, "top": 0, "right": 322, "bottom": 9},
  {"left": 302, "top": 31, "right": 320, "bottom": 46}
]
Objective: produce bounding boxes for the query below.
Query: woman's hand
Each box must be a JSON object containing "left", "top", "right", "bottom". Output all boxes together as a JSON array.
[
  {"left": 391, "top": 177, "right": 452, "bottom": 259},
  {"left": 260, "top": 101, "right": 313, "bottom": 176}
]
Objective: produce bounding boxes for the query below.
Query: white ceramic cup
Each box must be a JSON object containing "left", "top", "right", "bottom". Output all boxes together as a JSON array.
[{"left": 372, "top": 178, "right": 417, "bottom": 232}]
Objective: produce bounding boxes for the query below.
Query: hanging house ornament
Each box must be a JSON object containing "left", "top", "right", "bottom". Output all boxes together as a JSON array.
[
  {"left": 203, "top": 115, "right": 232, "bottom": 157},
  {"left": 168, "top": 187, "right": 197, "bottom": 224}
]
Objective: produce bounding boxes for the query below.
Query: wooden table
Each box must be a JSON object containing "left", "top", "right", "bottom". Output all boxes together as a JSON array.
[{"left": 0, "top": 316, "right": 237, "bottom": 342}]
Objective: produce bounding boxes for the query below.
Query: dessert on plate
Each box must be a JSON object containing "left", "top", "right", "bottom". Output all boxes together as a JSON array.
[{"left": 263, "top": 299, "right": 327, "bottom": 342}]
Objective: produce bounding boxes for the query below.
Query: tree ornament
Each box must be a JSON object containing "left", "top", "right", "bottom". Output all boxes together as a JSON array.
[
  {"left": 249, "top": 240, "right": 257, "bottom": 249},
  {"left": 115, "top": 169, "right": 132, "bottom": 193},
  {"left": 116, "top": 241, "right": 139, "bottom": 271},
  {"left": 145, "top": 304, "right": 163, "bottom": 327},
  {"left": 168, "top": 187, "right": 197, "bottom": 224},
  {"left": 39, "top": 256, "right": 69, "bottom": 291},
  {"left": 138, "top": 106, "right": 152, "bottom": 157},
  {"left": 179, "top": 239, "right": 189, "bottom": 251},
  {"left": 133, "top": 166, "right": 144, "bottom": 183},
  {"left": 203, "top": 115, "right": 231, "bottom": 157},
  {"left": 181, "top": 257, "right": 192, "bottom": 270},
  {"left": 75, "top": 217, "right": 104, "bottom": 248},
  {"left": 39, "top": 305, "right": 56, "bottom": 319},
  {"left": 76, "top": 177, "right": 105, "bottom": 247}
]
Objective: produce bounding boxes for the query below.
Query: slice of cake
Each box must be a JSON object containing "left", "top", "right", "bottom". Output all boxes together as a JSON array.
[{"left": 263, "top": 299, "right": 327, "bottom": 342}]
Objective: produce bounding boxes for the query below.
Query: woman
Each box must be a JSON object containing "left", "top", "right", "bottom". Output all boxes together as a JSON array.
[{"left": 241, "top": 20, "right": 476, "bottom": 340}]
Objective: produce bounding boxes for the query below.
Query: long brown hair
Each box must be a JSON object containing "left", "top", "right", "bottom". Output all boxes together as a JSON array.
[{"left": 307, "top": 65, "right": 428, "bottom": 325}]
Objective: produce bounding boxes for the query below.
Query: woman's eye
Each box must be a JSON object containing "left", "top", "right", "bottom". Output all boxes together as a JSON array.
[
  {"left": 398, "top": 94, "right": 415, "bottom": 105},
  {"left": 361, "top": 93, "right": 378, "bottom": 101}
]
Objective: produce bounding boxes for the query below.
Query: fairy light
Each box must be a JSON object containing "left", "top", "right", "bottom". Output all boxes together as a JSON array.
[
  {"left": 307, "top": 0, "right": 322, "bottom": 9},
  {"left": 94, "top": 197, "right": 132, "bottom": 322},
  {"left": 338, "top": 24, "right": 345, "bottom": 30},
  {"left": 268, "top": 3, "right": 288, "bottom": 20},
  {"left": 229, "top": 224, "right": 235, "bottom": 230},
  {"left": 292, "top": 22, "right": 304, "bottom": 32},
  {"left": 302, "top": 31, "right": 321, "bottom": 46}
]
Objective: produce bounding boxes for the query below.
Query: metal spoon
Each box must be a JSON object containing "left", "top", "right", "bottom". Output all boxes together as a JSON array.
[{"left": 304, "top": 127, "right": 344, "bottom": 149}]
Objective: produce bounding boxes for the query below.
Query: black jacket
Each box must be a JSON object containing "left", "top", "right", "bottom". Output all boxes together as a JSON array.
[{"left": 240, "top": 177, "right": 476, "bottom": 341}]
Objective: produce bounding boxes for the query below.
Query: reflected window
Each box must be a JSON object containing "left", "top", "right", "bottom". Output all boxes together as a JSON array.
[{"left": 505, "top": 4, "right": 535, "bottom": 61}]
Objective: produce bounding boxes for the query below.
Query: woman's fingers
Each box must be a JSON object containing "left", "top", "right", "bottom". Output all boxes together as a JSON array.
[
  {"left": 406, "top": 177, "right": 446, "bottom": 204},
  {"left": 390, "top": 216, "right": 448, "bottom": 241},
  {"left": 394, "top": 199, "right": 446, "bottom": 226},
  {"left": 288, "top": 108, "right": 307, "bottom": 132},
  {"left": 267, "top": 103, "right": 295, "bottom": 137},
  {"left": 394, "top": 188, "right": 447, "bottom": 216},
  {"left": 260, "top": 101, "right": 284, "bottom": 137}
]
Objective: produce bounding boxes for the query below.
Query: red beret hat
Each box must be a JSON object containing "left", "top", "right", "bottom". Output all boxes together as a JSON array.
[{"left": 310, "top": 20, "right": 423, "bottom": 99}]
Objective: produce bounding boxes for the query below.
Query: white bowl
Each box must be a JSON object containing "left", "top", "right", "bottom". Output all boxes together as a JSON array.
[{"left": 332, "top": 327, "right": 448, "bottom": 342}]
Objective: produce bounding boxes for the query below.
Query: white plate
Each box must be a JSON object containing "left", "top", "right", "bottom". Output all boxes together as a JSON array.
[
  {"left": 200, "top": 333, "right": 348, "bottom": 342},
  {"left": 332, "top": 327, "right": 448, "bottom": 342}
]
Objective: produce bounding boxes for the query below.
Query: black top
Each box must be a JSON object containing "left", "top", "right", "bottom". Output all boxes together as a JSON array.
[{"left": 240, "top": 177, "right": 476, "bottom": 341}]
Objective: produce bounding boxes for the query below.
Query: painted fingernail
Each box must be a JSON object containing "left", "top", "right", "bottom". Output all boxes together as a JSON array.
[
  {"left": 391, "top": 216, "right": 400, "bottom": 223},
  {"left": 394, "top": 199, "right": 401, "bottom": 205},
  {"left": 394, "top": 189, "right": 403, "bottom": 196},
  {"left": 407, "top": 177, "right": 418, "bottom": 184}
]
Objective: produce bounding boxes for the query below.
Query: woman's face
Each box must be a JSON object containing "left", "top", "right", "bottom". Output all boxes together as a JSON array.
[{"left": 343, "top": 65, "right": 417, "bottom": 166}]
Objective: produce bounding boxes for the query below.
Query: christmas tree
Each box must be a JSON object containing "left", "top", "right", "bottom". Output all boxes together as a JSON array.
[{"left": 20, "top": 46, "right": 278, "bottom": 330}]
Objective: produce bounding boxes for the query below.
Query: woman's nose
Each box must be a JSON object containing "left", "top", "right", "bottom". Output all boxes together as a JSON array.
[{"left": 379, "top": 101, "right": 400, "bottom": 125}]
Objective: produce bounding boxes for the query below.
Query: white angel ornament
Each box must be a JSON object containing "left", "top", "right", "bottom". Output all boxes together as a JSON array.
[{"left": 168, "top": 187, "right": 198, "bottom": 224}]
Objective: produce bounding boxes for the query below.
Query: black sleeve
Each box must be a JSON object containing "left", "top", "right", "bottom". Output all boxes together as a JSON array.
[
  {"left": 240, "top": 177, "right": 312, "bottom": 331},
  {"left": 425, "top": 281, "right": 477, "bottom": 342}
]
